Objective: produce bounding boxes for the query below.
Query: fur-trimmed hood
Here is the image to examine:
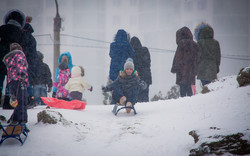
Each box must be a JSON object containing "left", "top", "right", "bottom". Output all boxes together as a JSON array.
[
  {"left": 194, "top": 23, "right": 214, "bottom": 41},
  {"left": 4, "top": 9, "right": 25, "bottom": 28},
  {"left": 114, "top": 29, "right": 129, "bottom": 42},
  {"left": 176, "top": 26, "right": 193, "bottom": 44}
]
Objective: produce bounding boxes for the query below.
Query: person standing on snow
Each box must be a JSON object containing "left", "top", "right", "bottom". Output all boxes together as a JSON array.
[
  {"left": 103, "top": 58, "right": 147, "bottom": 113},
  {"left": 53, "top": 61, "right": 71, "bottom": 101},
  {"left": 33, "top": 51, "right": 52, "bottom": 105},
  {"left": 52, "top": 52, "right": 74, "bottom": 98},
  {"left": 65, "top": 66, "right": 93, "bottom": 101},
  {"left": 171, "top": 26, "right": 199, "bottom": 97},
  {"left": 3, "top": 43, "right": 29, "bottom": 124},
  {"left": 0, "top": 9, "right": 26, "bottom": 109},
  {"left": 194, "top": 23, "right": 221, "bottom": 86},
  {"left": 22, "top": 15, "right": 39, "bottom": 108},
  {"left": 109, "top": 29, "right": 135, "bottom": 81},
  {"left": 130, "top": 36, "right": 152, "bottom": 102}
]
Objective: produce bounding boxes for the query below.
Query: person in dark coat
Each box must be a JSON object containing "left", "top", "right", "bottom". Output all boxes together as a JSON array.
[
  {"left": 22, "top": 16, "right": 39, "bottom": 107},
  {"left": 3, "top": 43, "right": 28, "bottom": 124},
  {"left": 130, "top": 36, "right": 152, "bottom": 102},
  {"left": 194, "top": 23, "right": 221, "bottom": 86},
  {"left": 109, "top": 29, "right": 135, "bottom": 81},
  {"left": 33, "top": 51, "right": 52, "bottom": 105},
  {"left": 103, "top": 58, "right": 147, "bottom": 113},
  {"left": 0, "top": 9, "right": 26, "bottom": 109},
  {"left": 171, "top": 26, "right": 199, "bottom": 97}
]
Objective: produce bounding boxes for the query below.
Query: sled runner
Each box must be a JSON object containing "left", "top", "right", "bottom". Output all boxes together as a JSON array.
[
  {"left": 0, "top": 123, "right": 29, "bottom": 145},
  {"left": 112, "top": 104, "right": 137, "bottom": 115},
  {"left": 41, "top": 97, "right": 86, "bottom": 110}
]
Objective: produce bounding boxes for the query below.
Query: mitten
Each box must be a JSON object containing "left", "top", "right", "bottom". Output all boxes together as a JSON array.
[
  {"left": 102, "top": 86, "right": 107, "bottom": 92},
  {"left": 89, "top": 86, "right": 93, "bottom": 92},
  {"left": 139, "top": 80, "right": 147, "bottom": 90},
  {"left": 52, "top": 92, "right": 56, "bottom": 98}
]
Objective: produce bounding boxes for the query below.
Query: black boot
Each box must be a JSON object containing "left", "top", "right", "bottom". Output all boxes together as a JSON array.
[{"left": 2, "top": 95, "right": 14, "bottom": 109}]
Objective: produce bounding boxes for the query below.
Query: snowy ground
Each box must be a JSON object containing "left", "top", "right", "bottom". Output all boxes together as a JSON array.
[{"left": 0, "top": 75, "right": 250, "bottom": 156}]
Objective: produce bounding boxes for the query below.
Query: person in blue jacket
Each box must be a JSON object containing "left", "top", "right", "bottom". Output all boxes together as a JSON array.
[
  {"left": 52, "top": 52, "right": 74, "bottom": 98},
  {"left": 109, "top": 29, "right": 135, "bottom": 81}
]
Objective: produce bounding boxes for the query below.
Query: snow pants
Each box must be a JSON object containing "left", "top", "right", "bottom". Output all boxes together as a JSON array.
[
  {"left": 112, "top": 83, "right": 138, "bottom": 105},
  {"left": 9, "top": 80, "right": 28, "bottom": 123}
]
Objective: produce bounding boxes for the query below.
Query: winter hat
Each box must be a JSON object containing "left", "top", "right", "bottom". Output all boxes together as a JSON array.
[
  {"left": 10, "top": 43, "right": 22, "bottom": 51},
  {"left": 59, "top": 62, "right": 68, "bottom": 70},
  {"left": 124, "top": 58, "right": 134, "bottom": 70}
]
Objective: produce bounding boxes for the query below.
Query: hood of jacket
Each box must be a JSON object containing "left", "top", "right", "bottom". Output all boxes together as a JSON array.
[
  {"left": 58, "top": 51, "right": 73, "bottom": 69},
  {"left": 130, "top": 36, "right": 142, "bottom": 49},
  {"left": 114, "top": 29, "right": 128, "bottom": 42},
  {"left": 176, "top": 26, "right": 193, "bottom": 44},
  {"left": 71, "top": 66, "right": 82, "bottom": 78},
  {"left": 4, "top": 9, "right": 25, "bottom": 28},
  {"left": 198, "top": 26, "right": 214, "bottom": 40}
]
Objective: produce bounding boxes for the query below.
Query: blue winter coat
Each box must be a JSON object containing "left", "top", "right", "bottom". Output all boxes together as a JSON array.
[
  {"left": 52, "top": 52, "right": 74, "bottom": 92},
  {"left": 109, "top": 29, "right": 135, "bottom": 81}
]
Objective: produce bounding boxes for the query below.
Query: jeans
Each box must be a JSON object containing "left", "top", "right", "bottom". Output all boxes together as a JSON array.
[
  {"left": 33, "top": 84, "right": 47, "bottom": 105},
  {"left": 179, "top": 84, "right": 193, "bottom": 97}
]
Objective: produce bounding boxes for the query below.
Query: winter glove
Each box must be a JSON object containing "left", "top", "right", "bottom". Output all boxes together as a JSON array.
[
  {"left": 52, "top": 92, "right": 56, "bottom": 98},
  {"left": 89, "top": 86, "right": 93, "bottom": 92},
  {"left": 139, "top": 80, "right": 147, "bottom": 90},
  {"left": 102, "top": 86, "right": 108, "bottom": 92},
  {"left": 48, "top": 87, "right": 52, "bottom": 93}
]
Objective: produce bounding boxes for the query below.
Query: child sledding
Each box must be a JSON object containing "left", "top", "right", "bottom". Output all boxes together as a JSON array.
[{"left": 102, "top": 58, "right": 147, "bottom": 115}]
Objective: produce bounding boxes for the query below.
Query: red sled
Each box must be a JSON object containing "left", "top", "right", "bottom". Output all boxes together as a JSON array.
[{"left": 41, "top": 97, "right": 86, "bottom": 110}]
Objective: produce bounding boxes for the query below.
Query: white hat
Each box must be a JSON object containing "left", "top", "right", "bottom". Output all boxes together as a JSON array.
[{"left": 124, "top": 58, "right": 134, "bottom": 70}]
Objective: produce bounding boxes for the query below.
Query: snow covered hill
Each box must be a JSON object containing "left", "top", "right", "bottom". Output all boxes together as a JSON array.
[{"left": 1, "top": 75, "right": 250, "bottom": 156}]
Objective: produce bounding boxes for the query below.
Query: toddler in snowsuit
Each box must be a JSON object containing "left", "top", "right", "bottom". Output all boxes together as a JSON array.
[
  {"left": 65, "top": 66, "right": 93, "bottom": 101},
  {"left": 53, "top": 62, "right": 71, "bottom": 101},
  {"left": 102, "top": 58, "right": 147, "bottom": 113},
  {"left": 33, "top": 51, "right": 52, "bottom": 105},
  {"left": 3, "top": 43, "right": 29, "bottom": 124}
]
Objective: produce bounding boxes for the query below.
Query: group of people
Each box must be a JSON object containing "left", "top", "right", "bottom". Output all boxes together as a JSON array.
[
  {"left": 171, "top": 24, "right": 221, "bottom": 97},
  {"left": 0, "top": 9, "right": 221, "bottom": 123},
  {"left": 0, "top": 10, "right": 93, "bottom": 124},
  {"left": 52, "top": 52, "right": 93, "bottom": 102}
]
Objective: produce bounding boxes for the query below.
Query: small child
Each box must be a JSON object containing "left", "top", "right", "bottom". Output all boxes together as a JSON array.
[
  {"left": 33, "top": 51, "right": 52, "bottom": 105},
  {"left": 65, "top": 66, "right": 93, "bottom": 101},
  {"left": 102, "top": 58, "right": 147, "bottom": 113},
  {"left": 3, "top": 43, "right": 29, "bottom": 124},
  {"left": 53, "top": 61, "right": 71, "bottom": 101}
]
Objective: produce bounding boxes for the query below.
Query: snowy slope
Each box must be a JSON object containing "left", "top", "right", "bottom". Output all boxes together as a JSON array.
[{"left": 0, "top": 75, "right": 250, "bottom": 156}]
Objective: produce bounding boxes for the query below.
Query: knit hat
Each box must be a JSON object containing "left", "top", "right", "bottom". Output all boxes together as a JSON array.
[
  {"left": 10, "top": 43, "right": 22, "bottom": 51},
  {"left": 124, "top": 58, "right": 134, "bottom": 70}
]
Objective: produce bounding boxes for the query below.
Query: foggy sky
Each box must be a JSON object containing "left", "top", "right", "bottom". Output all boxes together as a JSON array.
[{"left": 0, "top": 0, "right": 249, "bottom": 104}]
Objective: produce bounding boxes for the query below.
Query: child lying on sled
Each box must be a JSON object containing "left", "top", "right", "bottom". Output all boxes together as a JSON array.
[{"left": 102, "top": 58, "right": 147, "bottom": 113}]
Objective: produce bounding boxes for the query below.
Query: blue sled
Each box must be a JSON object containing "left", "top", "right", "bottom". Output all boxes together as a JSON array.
[
  {"left": 112, "top": 104, "right": 137, "bottom": 115},
  {"left": 0, "top": 123, "right": 29, "bottom": 145}
]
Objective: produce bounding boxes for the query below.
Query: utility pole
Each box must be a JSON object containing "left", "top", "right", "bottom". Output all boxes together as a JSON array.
[{"left": 53, "top": 0, "right": 61, "bottom": 77}]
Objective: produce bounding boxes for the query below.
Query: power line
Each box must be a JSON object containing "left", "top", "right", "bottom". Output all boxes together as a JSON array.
[{"left": 34, "top": 33, "right": 250, "bottom": 61}]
